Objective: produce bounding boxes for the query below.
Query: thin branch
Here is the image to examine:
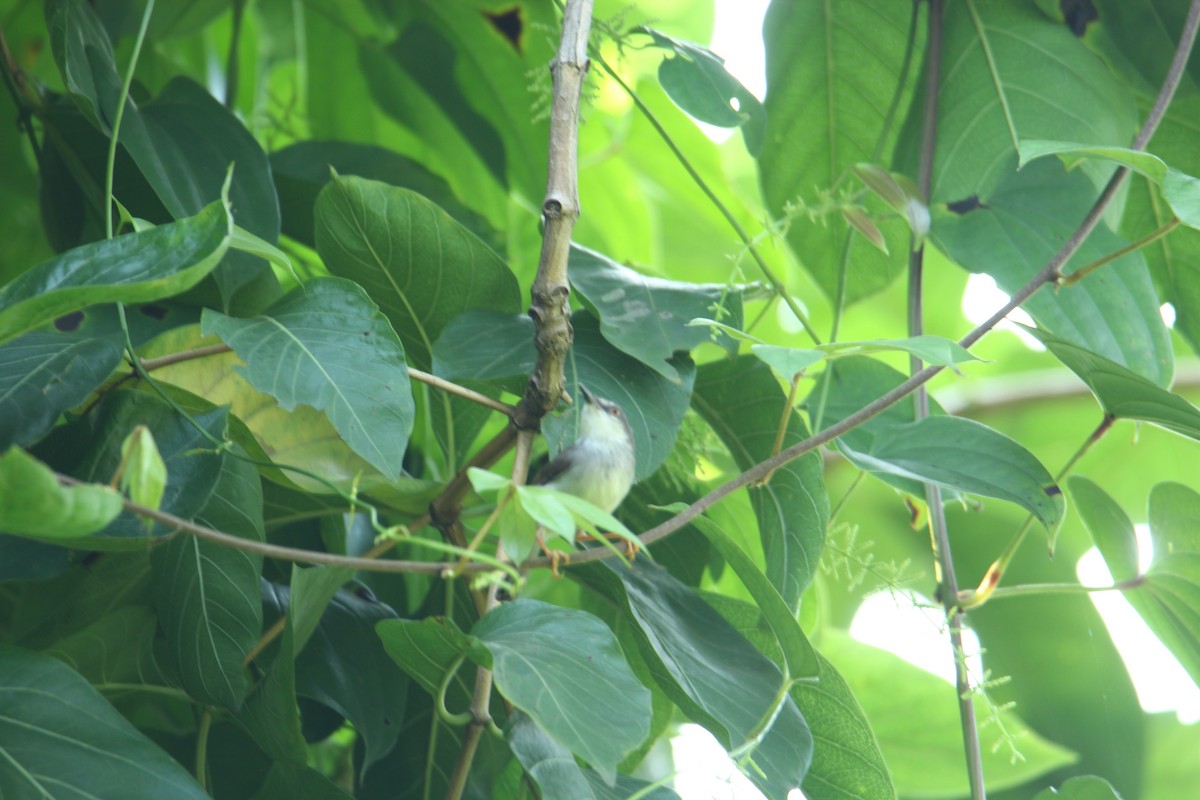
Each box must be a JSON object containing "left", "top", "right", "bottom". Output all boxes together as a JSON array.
[
  {"left": 985, "top": 575, "right": 1144, "bottom": 601},
  {"left": 105, "top": 0, "right": 155, "bottom": 239},
  {"left": 592, "top": 50, "right": 822, "bottom": 345},
  {"left": 1059, "top": 218, "right": 1181, "bottom": 286},
  {"left": 225, "top": 0, "right": 246, "bottom": 110}
]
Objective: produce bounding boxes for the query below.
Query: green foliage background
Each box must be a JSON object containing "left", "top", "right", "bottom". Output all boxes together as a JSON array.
[{"left": 2, "top": 0, "right": 1200, "bottom": 799}]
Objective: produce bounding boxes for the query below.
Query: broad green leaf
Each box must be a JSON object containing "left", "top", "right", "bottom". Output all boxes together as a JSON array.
[
  {"left": 279, "top": 587, "right": 410, "bottom": 772},
  {"left": 140, "top": 325, "right": 385, "bottom": 493},
  {"left": 239, "top": 583, "right": 307, "bottom": 763},
  {"left": 506, "top": 711, "right": 595, "bottom": 799},
  {"left": 1025, "top": 326, "right": 1200, "bottom": 439},
  {"left": 1063, "top": 0, "right": 1200, "bottom": 94},
  {"left": 637, "top": 26, "right": 766, "bottom": 153},
  {"left": 569, "top": 244, "right": 744, "bottom": 382},
  {"left": 0, "top": 446, "right": 122, "bottom": 540},
  {"left": 750, "top": 335, "right": 982, "bottom": 382},
  {"left": 758, "top": 0, "right": 917, "bottom": 303},
  {"left": 819, "top": 632, "right": 1077, "bottom": 797},
  {"left": 934, "top": 159, "right": 1173, "bottom": 387},
  {"left": 1034, "top": 775, "right": 1125, "bottom": 800},
  {"left": 791, "top": 650, "right": 895, "bottom": 800},
  {"left": 898, "top": 0, "right": 1135, "bottom": 204},
  {"left": 749, "top": 345, "right": 826, "bottom": 379},
  {"left": 0, "top": 645, "right": 209, "bottom": 799},
  {"left": 271, "top": 139, "right": 501, "bottom": 252},
  {"left": 435, "top": 312, "right": 694, "bottom": 480},
  {"left": 118, "top": 426, "right": 166, "bottom": 516},
  {"left": 816, "top": 358, "right": 1064, "bottom": 535},
  {"left": 471, "top": 599, "right": 652, "bottom": 783},
  {"left": 694, "top": 356, "right": 829, "bottom": 610},
  {"left": 289, "top": 565, "right": 355, "bottom": 656},
  {"left": 203, "top": 277, "right": 415, "bottom": 480},
  {"left": 151, "top": 452, "right": 264, "bottom": 710},
  {"left": 680, "top": 509, "right": 818, "bottom": 680},
  {"left": 39, "top": 390, "right": 226, "bottom": 544},
  {"left": 1018, "top": 139, "right": 1200, "bottom": 230},
  {"left": 0, "top": 323, "right": 124, "bottom": 449},
  {"left": 574, "top": 560, "right": 813, "bottom": 798},
  {"left": 1069, "top": 476, "right": 1139, "bottom": 582},
  {"left": 377, "top": 616, "right": 488, "bottom": 697},
  {"left": 44, "top": 605, "right": 160, "bottom": 685},
  {"left": 0, "top": 198, "right": 232, "bottom": 345},
  {"left": 0, "top": 535, "right": 70, "bottom": 583},
  {"left": 315, "top": 174, "right": 520, "bottom": 372}
]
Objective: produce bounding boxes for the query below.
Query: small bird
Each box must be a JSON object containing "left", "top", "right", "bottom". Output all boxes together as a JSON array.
[
  {"left": 532, "top": 384, "right": 636, "bottom": 559},
  {"left": 534, "top": 384, "right": 636, "bottom": 512}
]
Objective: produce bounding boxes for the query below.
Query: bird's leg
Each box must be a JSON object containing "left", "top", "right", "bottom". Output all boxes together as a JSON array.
[
  {"left": 578, "top": 530, "right": 640, "bottom": 561},
  {"left": 535, "top": 526, "right": 570, "bottom": 577}
]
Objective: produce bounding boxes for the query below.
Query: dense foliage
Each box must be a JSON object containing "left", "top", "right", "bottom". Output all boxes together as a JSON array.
[{"left": 2, "top": 1, "right": 1200, "bottom": 798}]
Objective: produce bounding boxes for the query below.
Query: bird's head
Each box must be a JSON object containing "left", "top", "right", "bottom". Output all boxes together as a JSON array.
[{"left": 576, "top": 384, "right": 633, "bottom": 448}]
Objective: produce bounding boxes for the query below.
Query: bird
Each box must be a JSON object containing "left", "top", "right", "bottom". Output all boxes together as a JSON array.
[{"left": 531, "top": 384, "right": 636, "bottom": 563}]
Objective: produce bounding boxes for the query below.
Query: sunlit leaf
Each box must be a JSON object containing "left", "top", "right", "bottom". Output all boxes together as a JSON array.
[
  {"left": 377, "top": 616, "right": 488, "bottom": 697},
  {"left": 1033, "top": 775, "right": 1126, "bottom": 800},
  {"left": 0, "top": 446, "right": 122, "bottom": 540},
  {"left": 118, "top": 425, "right": 166, "bottom": 517}
]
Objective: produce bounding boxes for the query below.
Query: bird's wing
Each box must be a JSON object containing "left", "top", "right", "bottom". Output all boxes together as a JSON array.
[{"left": 530, "top": 447, "right": 575, "bottom": 487}]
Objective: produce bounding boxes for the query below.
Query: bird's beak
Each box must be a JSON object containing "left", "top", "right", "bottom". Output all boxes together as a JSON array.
[{"left": 578, "top": 384, "right": 596, "bottom": 405}]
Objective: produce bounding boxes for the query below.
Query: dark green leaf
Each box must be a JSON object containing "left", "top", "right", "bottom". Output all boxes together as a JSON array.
[
  {"left": 682, "top": 511, "right": 818, "bottom": 679},
  {"left": 638, "top": 26, "right": 766, "bottom": 154},
  {"left": 0, "top": 446, "right": 123, "bottom": 540},
  {"left": 377, "top": 616, "right": 488, "bottom": 697},
  {"left": 934, "top": 160, "right": 1173, "bottom": 387},
  {"left": 0, "top": 645, "right": 209, "bottom": 799},
  {"left": 239, "top": 583, "right": 307, "bottom": 763},
  {"left": 506, "top": 711, "right": 595, "bottom": 799},
  {"left": 758, "top": 0, "right": 916, "bottom": 302},
  {"left": 569, "top": 244, "right": 744, "bottom": 381},
  {"left": 816, "top": 357, "right": 1064, "bottom": 534},
  {"left": 203, "top": 277, "right": 415, "bottom": 480},
  {"left": 289, "top": 566, "right": 355, "bottom": 655},
  {"left": 315, "top": 174, "right": 520, "bottom": 370},
  {"left": 435, "top": 311, "right": 694, "bottom": 480},
  {"left": 44, "top": 605, "right": 160, "bottom": 685},
  {"left": 1026, "top": 325, "right": 1200, "bottom": 440},
  {"left": 270, "top": 140, "right": 501, "bottom": 251},
  {"left": 0, "top": 198, "right": 232, "bottom": 345},
  {"left": 151, "top": 451, "right": 264, "bottom": 710},
  {"left": 0, "top": 535, "right": 70, "bottom": 582},
  {"left": 0, "top": 324, "right": 123, "bottom": 449},
  {"left": 471, "top": 599, "right": 652, "bottom": 783},
  {"left": 694, "top": 356, "right": 829, "bottom": 609},
  {"left": 575, "top": 560, "right": 813, "bottom": 798}
]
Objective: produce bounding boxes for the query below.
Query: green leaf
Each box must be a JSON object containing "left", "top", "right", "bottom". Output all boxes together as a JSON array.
[
  {"left": 694, "top": 356, "right": 829, "bottom": 610},
  {"left": 44, "top": 605, "right": 160, "bottom": 685},
  {"left": 41, "top": 390, "right": 226, "bottom": 544},
  {"left": 1018, "top": 139, "right": 1200, "bottom": 230},
  {"left": 570, "top": 244, "right": 744, "bottom": 381},
  {"left": 1025, "top": 325, "right": 1200, "bottom": 440},
  {"left": 899, "top": 0, "right": 1135, "bottom": 204},
  {"left": 471, "top": 599, "right": 652, "bottom": 783},
  {"left": 750, "top": 335, "right": 982, "bottom": 383},
  {"left": 315, "top": 173, "right": 520, "bottom": 371},
  {"left": 934, "top": 159, "right": 1173, "bottom": 387},
  {"left": 435, "top": 311, "right": 694, "bottom": 480},
  {"left": 791, "top": 650, "right": 895, "bottom": 800},
  {"left": 118, "top": 425, "right": 166, "bottom": 516},
  {"left": 681, "top": 509, "right": 818, "bottom": 680},
  {"left": 758, "top": 0, "right": 916, "bottom": 303},
  {"left": 1069, "top": 476, "right": 1139, "bottom": 582},
  {"left": 819, "top": 632, "right": 1077, "bottom": 797},
  {"left": 0, "top": 198, "right": 232, "bottom": 345},
  {"left": 377, "top": 616, "right": 488, "bottom": 697},
  {"left": 575, "top": 560, "right": 813, "bottom": 798},
  {"left": 151, "top": 452, "right": 264, "bottom": 710},
  {"left": 289, "top": 565, "right": 355, "bottom": 656},
  {"left": 0, "top": 645, "right": 209, "bottom": 799},
  {"left": 1034, "top": 775, "right": 1126, "bottom": 800},
  {"left": 817, "top": 357, "right": 1064, "bottom": 535},
  {"left": 270, "top": 140, "right": 500, "bottom": 251},
  {"left": 0, "top": 322, "right": 124, "bottom": 449},
  {"left": 202, "top": 277, "right": 415, "bottom": 480},
  {"left": 637, "top": 26, "right": 766, "bottom": 153},
  {"left": 239, "top": 584, "right": 307, "bottom": 763},
  {"left": 506, "top": 711, "right": 596, "bottom": 799},
  {"left": 0, "top": 446, "right": 122, "bottom": 540}
]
